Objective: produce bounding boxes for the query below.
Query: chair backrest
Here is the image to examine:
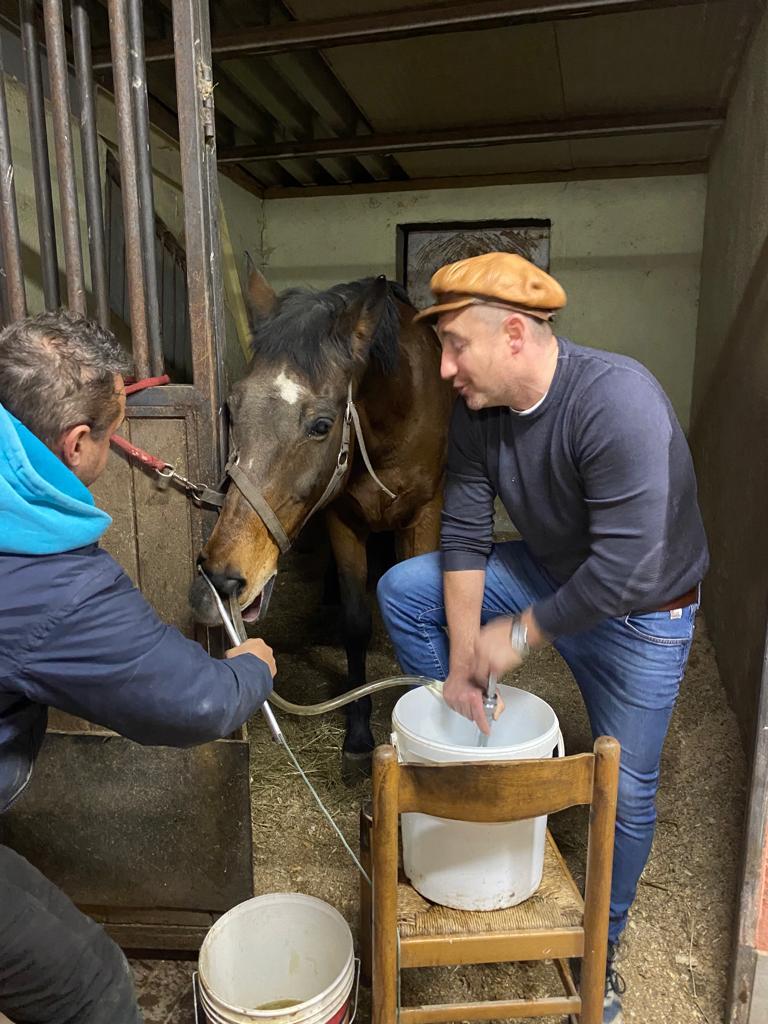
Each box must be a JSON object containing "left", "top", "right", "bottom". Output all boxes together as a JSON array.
[
  {"left": 376, "top": 736, "right": 619, "bottom": 823},
  {"left": 396, "top": 750, "right": 598, "bottom": 822}
]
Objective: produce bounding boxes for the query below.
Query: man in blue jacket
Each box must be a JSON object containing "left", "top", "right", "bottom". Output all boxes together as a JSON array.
[{"left": 0, "top": 311, "right": 276, "bottom": 1023}]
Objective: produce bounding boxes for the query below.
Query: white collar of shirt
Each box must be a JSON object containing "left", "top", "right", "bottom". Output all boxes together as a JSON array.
[{"left": 510, "top": 391, "right": 548, "bottom": 417}]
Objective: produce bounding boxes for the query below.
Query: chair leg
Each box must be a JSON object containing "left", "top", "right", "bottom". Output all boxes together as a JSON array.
[
  {"left": 359, "top": 803, "right": 373, "bottom": 987},
  {"left": 579, "top": 949, "right": 605, "bottom": 1024},
  {"left": 371, "top": 749, "right": 401, "bottom": 1024},
  {"left": 372, "top": 919, "right": 399, "bottom": 1024}
]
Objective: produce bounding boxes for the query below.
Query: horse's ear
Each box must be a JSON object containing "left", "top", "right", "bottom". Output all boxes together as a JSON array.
[
  {"left": 246, "top": 268, "right": 278, "bottom": 322},
  {"left": 344, "top": 275, "right": 389, "bottom": 361}
]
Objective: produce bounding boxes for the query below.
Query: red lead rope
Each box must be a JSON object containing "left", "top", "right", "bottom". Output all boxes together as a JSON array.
[
  {"left": 123, "top": 374, "right": 171, "bottom": 396},
  {"left": 110, "top": 375, "right": 171, "bottom": 473},
  {"left": 109, "top": 433, "right": 167, "bottom": 472},
  {"left": 110, "top": 375, "right": 225, "bottom": 510}
]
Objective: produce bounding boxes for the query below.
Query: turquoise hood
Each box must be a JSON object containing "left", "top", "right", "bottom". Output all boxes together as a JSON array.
[{"left": 0, "top": 401, "right": 111, "bottom": 554}]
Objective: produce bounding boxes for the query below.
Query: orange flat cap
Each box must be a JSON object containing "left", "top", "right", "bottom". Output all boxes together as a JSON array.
[{"left": 414, "top": 251, "right": 567, "bottom": 323}]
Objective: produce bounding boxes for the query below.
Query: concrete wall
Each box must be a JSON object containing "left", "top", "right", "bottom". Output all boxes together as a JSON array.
[
  {"left": 263, "top": 175, "right": 706, "bottom": 429},
  {"left": 690, "top": 7, "right": 768, "bottom": 742}
]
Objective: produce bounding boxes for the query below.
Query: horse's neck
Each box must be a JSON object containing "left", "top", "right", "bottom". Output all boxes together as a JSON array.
[
  {"left": 358, "top": 336, "right": 416, "bottom": 422},
  {"left": 355, "top": 321, "right": 443, "bottom": 453}
]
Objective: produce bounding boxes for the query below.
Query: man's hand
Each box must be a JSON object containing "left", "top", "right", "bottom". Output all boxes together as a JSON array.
[
  {"left": 442, "top": 670, "right": 488, "bottom": 734},
  {"left": 442, "top": 669, "right": 503, "bottom": 736},
  {"left": 226, "top": 637, "right": 276, "bottom": 679},
  {"left": 474, "top": 616, "right": 524, "bottom": 680}
]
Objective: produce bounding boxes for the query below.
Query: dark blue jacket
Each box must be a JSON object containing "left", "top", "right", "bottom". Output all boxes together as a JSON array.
[{"left": 0, "top": 402, "right": 272, "bottom": 812}]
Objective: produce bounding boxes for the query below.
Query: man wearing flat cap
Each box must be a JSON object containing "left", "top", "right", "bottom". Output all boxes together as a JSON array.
[{"left": 378, "top": 252, "right": 708, "bottom": 1024}]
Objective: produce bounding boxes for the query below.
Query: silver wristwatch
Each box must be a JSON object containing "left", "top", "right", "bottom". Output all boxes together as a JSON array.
[{"left": 509, "top": 616, "right": 530, "bottom": 660}]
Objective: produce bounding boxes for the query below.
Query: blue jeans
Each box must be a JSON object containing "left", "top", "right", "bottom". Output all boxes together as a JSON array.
[{"left": 377, "top": 542, "right": 698, "bottom": 944}]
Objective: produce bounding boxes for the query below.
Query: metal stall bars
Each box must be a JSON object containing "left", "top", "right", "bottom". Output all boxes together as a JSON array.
[
  {"left": 19, "top": 0, "right": 58, "bottom": 311},
  {"left": 0, "top": 0, "right": 252, "bottom": 954},
  {"left": 43, "top": 0, "right": 85, "bottom": 313},
  {"left": 71, "top": 0, "right": 108, "bottom": 327},
  {"left": 0, "top": 28, "right": 27, "bottom": 321}
]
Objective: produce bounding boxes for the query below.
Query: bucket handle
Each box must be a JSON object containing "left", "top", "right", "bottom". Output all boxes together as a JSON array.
[
  {"left": 190, "top": 962, "right": 361, "bottom": 1024},
  {"left": 349, "top": 957, "right": 362, "bottom": 1024},
  {"left": 556, "top": 729, "right": 565, "bottom": 758},
  {"left": 192, "top": 970, "right": 202, "bottom": 1024}
]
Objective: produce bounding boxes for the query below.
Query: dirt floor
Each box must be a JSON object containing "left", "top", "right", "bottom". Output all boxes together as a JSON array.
[{"left": 132, "top": 538, "right": 748, "bottom": 1024}]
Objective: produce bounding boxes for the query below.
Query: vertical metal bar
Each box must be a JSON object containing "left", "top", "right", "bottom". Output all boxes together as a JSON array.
[
  {"left": 71, "top": 0, "right": 109, "bottom": 328},
  {"left": 127, "top": 0, "right": 163, "bottom": 375},
  {"left": 172, "top": 0, "right": 226, "bottom": 472},
  {"left": 0, "top": 33, "right": 28, "bottom": 322},
  {"left": 107, "top": 0, "right": 149, "bottom": 377},
  {"left": 42, "top": 0, "right": 86, "bottom": 313},
  {"left": 20, "top": 0, "right": 60, "bottom": 310},
  {"left": 0, "top": 212, "right": 10, "bottom": 324}
]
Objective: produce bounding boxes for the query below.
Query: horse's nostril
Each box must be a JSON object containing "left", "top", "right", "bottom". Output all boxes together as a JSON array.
[{"left": 204, "top": 569, "right": 246, "bottom": 597}]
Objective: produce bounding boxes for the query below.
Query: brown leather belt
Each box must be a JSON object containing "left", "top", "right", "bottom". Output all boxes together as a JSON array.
[{"left": 652, "top": 585, "right": 699, "bottom": 613}]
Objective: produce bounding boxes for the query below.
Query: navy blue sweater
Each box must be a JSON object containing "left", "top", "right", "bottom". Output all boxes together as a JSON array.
[
  {"left": 441, "top": 338, "right": 709, "bottom": 636},
  {"left": 0, "top": 402, "right": 272, "bottom": 812}
]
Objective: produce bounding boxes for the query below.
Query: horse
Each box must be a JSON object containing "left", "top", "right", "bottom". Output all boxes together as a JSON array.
[{"left": 189, "top": 271, "right": 453, "bottom": 777}]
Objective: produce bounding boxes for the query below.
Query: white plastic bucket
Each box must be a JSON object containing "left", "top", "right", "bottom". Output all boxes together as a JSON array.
[
  {"left": 197, "top": 893, "right": 356, "bottom": 1024},
  {"left": 392, "top": 684, "right": 564, "bottom": 911}
]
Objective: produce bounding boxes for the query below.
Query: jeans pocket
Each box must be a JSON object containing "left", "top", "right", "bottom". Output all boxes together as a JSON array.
[{"left": 622, "top": 607, "right": 697, "bottom": 646}]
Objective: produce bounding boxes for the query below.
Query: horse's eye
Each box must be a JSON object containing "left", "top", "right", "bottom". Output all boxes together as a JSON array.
[{"left": 308, "top": 417, "right": 333, "bottom": 438}]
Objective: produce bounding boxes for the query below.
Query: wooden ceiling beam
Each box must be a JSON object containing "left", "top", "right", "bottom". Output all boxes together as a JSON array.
[
  {"left": 263, "top": 159, "right": 707, "bottom": 200},
  {"left": 217, "top": 110, "right": 725, "bottom": 164},
  {"left": 92, "top": 0, "right": 727, "bottom": 69}
]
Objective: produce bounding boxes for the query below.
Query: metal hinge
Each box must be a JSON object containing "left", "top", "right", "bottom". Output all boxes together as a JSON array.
[{"left": 198, "top": 61, "right": 215, "bottom": 143}]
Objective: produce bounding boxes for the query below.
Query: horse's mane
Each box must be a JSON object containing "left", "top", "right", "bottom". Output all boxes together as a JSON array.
[{"left": 250, "top": 278, "right": 411, "bottom": 384}]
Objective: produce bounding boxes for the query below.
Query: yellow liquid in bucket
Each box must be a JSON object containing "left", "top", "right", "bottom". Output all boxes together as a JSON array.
[{"left": 255, "top": 999, "right": 301, "bottom": 1010}]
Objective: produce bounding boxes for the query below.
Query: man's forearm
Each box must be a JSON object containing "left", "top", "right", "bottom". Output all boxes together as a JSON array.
[{"left": 444, "top": 568, "right": 485, "bottom": 673}]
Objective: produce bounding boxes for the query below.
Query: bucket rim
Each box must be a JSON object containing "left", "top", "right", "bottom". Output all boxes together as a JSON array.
[
  {"left": 199, "top": 892, "right": 354, "bottom": 1018},
  {"left": 392, "top": 683, "right": 560, "bottom": 757}
]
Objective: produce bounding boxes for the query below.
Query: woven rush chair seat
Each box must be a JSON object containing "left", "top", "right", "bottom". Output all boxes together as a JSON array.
[{"left": 396, "top": 831, "right": 583, "bottom": 939}]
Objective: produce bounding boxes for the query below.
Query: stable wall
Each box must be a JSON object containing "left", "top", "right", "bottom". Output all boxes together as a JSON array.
[
  {"left": 263, "top": 174, "right": 706, "bottom": 429},
  {"left": 690, "top": 7, "right": 768, "bottom": 1020}
]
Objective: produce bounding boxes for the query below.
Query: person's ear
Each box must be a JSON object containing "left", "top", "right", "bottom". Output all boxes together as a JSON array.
[
  {"left": 54, "top": 423, "right": 92, "bottom": 471},
  {"left": 503, "top": 313, "right": 526, "bottom": 355}
]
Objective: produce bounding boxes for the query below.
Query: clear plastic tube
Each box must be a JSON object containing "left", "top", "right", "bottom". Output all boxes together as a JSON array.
[{"left": 269, "top": 676, "right": 442, "bottom": 716}]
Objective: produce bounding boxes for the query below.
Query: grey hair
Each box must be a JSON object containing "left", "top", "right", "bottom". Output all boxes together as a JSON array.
[
  {"left": 475, "top": 303, "right": 555, "bottom": 338},
  {"left": 0, "top": 310, "right": 133, "bottom": 446}
]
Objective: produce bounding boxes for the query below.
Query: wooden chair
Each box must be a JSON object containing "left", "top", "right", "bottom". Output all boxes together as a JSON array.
[{"left": 359, "top": 736, "right": 620, "bottom": 1024}]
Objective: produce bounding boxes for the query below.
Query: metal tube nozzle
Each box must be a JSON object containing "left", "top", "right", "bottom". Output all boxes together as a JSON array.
[
  {"left": 477, "top": 673, "right": 498, "bottom": 748},
  {"left": 198, "top": 565, "right": 285, "bottom": 745}
]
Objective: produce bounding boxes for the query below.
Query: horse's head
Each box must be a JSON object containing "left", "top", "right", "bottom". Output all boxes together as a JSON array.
[{"left": 190, "top": 270, "right": 394, "bottom": 626}]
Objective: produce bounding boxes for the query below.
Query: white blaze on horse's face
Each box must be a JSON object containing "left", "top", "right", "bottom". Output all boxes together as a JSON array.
[{"left": 274, "top": 369, "right": 306, "bottom": 406}]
